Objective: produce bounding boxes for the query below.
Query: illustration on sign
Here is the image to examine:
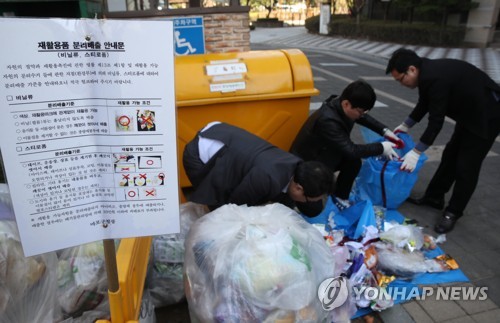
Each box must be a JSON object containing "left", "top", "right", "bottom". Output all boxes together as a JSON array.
[{"left": 172, "top": 17, "right": 205, "bottom": 56}]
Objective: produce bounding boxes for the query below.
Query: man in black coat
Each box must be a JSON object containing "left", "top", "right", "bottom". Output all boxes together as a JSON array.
[
  {"left": 183, "top": 122, "right": 334, "bottom": 216},
  {"left": 386, "top": 48, "right": 500, "bottom": 233},
  {"left": 290, "top": 80, "right": 400, "bottom": 209}
]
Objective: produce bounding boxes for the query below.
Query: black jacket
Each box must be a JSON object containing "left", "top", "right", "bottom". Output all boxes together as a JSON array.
[
  {"left": 290, "top": 95, "right": 386, "bottom": 169},
  {"left": 184, "top": 123, "right": 300, "bottom": 209},
  {"left": 411, "top": 58, "right": 500, "bottom": 145}
]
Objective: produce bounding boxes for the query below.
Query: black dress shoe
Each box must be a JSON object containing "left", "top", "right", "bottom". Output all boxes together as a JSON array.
[
  {"left": 434, "top": 211, "right": 459, "bottom": 234},
  {"left": 407, "top": 195, "right": 444, "bottom": 210}
]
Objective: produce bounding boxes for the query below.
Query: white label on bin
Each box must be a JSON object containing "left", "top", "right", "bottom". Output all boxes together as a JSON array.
[
  {"left": 212, "top": 74, "right": 244, "bottom": 82},
  {"left": 206, "top": 63, "right": 247, "bottom": 76},
  {"left": 210, "top": 82, "right": 246, "bottom": 92},
  {"left": 209, "top": 59, "right": 239, "bottom": 64}
]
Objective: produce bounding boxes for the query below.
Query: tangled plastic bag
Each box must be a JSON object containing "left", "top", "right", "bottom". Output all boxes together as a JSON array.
[
  {"left": 57, "top": 241, "right": 113, "bottom": 318},
  {"left": 146, "top": 202, "right": 208, "bottom": 307},
  {"left": 379, "top": 223, "right": 425, "bottom": 252},
  {"left": 374, "top": 242, "right": 447, "bottom": 278},
  {"left": 354, "top": 130, "right": 427, "bottom": 209},
  {"left": 184, "top": 203, "right": 335, "bottom": 323},
  {"left": 0, "top": 220, "right": 60, "bottom": 323}
]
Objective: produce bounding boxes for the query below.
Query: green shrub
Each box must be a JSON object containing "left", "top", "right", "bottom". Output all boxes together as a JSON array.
[
  {"left": 305, "top": 15, "right": 320, "bottom": 33},
  {"left": 306, "top": 15, "right": 466, "bottom": 47}
]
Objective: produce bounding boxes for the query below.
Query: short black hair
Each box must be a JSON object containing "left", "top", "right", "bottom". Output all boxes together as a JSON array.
[
  {"left": 339, "top": 79, "right": 376, "bottom": 111},
  {"left": 385, "top": 48, "right": 422, "bottom": 74},
  {"left": 294, "top": 161, "right": 334, "bottom": 198}
]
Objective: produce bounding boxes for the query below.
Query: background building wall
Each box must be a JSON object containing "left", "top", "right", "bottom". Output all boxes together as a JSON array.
[{"left": 204, "top": 12, "right": 250, "bottom": 52}]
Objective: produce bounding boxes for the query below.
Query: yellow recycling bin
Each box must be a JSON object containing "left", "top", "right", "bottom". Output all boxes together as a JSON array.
[
  {"left": 97, "top": 49, "right": 318, "bottom": 323},
  {"left": 176, "top": 49, "right": 319, "bottom": 188}
]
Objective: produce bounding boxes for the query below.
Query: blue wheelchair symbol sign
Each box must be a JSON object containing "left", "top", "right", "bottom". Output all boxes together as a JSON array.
[{"left": 173, "top": 17, "right": 205, "bottom": 56}]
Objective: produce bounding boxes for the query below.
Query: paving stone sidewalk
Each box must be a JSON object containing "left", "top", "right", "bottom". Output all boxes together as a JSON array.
[{"left": 250, "top": 27, "right": 500, "bottom": 323}]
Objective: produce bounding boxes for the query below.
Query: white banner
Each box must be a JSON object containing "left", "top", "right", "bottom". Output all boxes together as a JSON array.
[{"left": 0, "top": 18, "right": 179, "bottom": 256}]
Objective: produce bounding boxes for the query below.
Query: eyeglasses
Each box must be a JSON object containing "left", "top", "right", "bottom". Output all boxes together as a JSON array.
[
  {"left": 355, "top": 107, "right": 369, "bottom": 115},
  {"left": 396, "top": 72, "right": 407, "bottom": 83}
]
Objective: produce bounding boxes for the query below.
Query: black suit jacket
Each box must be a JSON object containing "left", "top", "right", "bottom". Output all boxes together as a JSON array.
[
  {"left": 411, "top": 58, "right": 500, "bottom": 145},
  {"left": 184, "top": 123, "right": 301, "bottom": 209},
  {"left": 290, "top": 95, "right": 386, "bottom": 170}
]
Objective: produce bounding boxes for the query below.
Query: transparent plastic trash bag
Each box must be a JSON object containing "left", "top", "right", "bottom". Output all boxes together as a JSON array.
[{"left": 184, "top": 203, "right": 335, "bottom": 323}]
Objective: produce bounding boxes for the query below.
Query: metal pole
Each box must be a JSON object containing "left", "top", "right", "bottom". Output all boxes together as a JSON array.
[{"left": 103, "top": 239, "right": 120, "bottom": 293}]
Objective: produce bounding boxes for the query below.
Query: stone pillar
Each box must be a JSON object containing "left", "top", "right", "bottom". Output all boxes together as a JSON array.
[
  {"left": 464, "top": 0, "right": 500, "bottom": 47},
  {"left": 319, "top": 2, "right": 331, "bottom": 35}
]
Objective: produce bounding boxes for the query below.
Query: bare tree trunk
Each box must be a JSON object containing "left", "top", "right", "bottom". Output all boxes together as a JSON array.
[
  {"left": 383, "top": 2, "right": 390, "bottom": 21},
  {"left": 355, "top": 0, "right": 365, "bottom": 26}
]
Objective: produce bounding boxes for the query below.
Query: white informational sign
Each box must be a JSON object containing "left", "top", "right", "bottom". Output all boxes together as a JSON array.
[{"left": 0, "top": 18, "right": 180, "bottom": 256}]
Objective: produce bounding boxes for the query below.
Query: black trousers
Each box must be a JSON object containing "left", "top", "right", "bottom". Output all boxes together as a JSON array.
[
  {"left": 425, "top": 118, "right": 500, "bottom": 216},
  {"left": 295, "top": 156, "right": 361, "bottom": 217},
  {"left": 317, "top": 153, "right": 362, "bottom": 200},
  {"left": 335, "top": 157, "right": 362, "bottom": 200}
]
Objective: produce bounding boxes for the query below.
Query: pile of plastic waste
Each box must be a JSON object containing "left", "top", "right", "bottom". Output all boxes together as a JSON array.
[
  {"left": 304, "top": 197, "right": 452, "bottom": 322},
  {"left": 146, "top": 202, "right": 207, "bottom": 308},
  {"left": 184, "top": 203, "right": 336, "bottom": 323},
  {"left": 0, "top": 181, "right": 458, "bottom": 323}
]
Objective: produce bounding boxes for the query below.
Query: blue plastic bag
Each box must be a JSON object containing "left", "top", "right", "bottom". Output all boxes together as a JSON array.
[
  {"left": 301, "top": 196, "right": 339, "bottom": 227},
  {"left": 353, "top": 129, "right": 428, "bottom": 209},
  {"left": 336, "top": 199, "right": 376, "bottom": 239},
  {"left": 302, "top": 197, "right": 375, "bottom": 240}
]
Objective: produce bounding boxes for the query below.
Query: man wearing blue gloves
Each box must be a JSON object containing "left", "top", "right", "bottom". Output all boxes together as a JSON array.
[{"left": 386, "top": 48, "right": 500, "bottom": 233}]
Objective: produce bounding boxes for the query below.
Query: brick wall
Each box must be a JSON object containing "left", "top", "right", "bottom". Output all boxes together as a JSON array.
[
  {"left": 203, "top": 12, "right": 250, "bottom": 53},
  {"left": 105, "top": 8, "right": 251, "bottom": 53}
]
